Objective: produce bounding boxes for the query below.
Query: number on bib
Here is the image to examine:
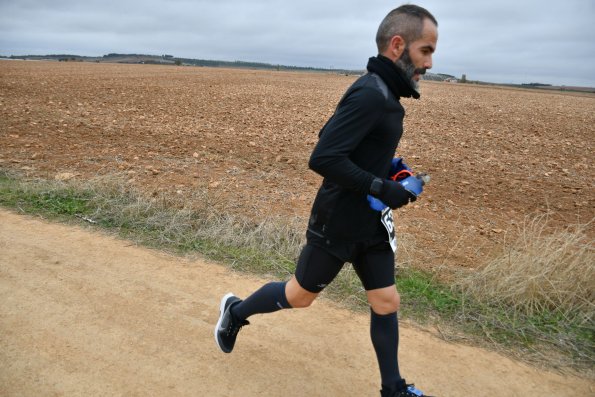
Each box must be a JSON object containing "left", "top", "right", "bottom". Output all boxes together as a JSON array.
[{"left": 380, "top": 207, "right": 397, "bottom": 252}]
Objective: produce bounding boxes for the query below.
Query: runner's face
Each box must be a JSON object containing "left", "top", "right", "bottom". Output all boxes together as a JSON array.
[{"left": 395, "top": 18, "right": 437, "bottom": 88}]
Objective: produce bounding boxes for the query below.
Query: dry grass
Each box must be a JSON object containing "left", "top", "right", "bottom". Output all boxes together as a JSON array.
[
  {"left": 72, "top": 174, "right": 306, "bottom": 277},
  {"left": 458, "top": 215, "right": 594, "bottom": 320},
  {"left": 1, "top": 171, "right": 593, "bottom": 374},
  {"left": 454, "top": 215, "right": 594, "bottom": 370}
]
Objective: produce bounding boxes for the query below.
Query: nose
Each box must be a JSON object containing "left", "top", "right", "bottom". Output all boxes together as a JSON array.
[{"left": 424, "top": 56, "right": 432, "bottom": 70}]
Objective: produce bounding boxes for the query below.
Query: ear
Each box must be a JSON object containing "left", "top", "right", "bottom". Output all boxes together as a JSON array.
[{"left": 388, "top": 35, "right": 406, "bottom": 60}]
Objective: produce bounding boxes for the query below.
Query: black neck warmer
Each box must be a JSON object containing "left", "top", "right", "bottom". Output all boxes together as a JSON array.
[{"left": 366, "top": 54, "right": 420, "bottom": 99}]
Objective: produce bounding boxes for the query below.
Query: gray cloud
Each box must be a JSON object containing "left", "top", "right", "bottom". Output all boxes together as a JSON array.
[{"left": 1, "top": 0, "right": 594, "bottom": 86}]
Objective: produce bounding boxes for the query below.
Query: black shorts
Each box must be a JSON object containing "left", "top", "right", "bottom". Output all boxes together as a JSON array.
[{"left": 294, "top": 231, "right": 395, "bottom": 293}]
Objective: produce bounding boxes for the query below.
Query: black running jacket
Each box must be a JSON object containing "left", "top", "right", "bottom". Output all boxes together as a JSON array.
[{"left": 307, "top": 72, "right": 405, "bottom": 242}]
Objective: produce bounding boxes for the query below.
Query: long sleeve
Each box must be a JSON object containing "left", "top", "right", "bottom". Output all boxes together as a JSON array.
[{"left": 309, "top": 87, "right": 386, "bottom": 195}]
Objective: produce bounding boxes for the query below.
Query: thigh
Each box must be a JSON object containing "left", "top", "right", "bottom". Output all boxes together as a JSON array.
[
  {"left": 295, "top": 243, "right": 345, "bottom": 293},
  {"left": 352, "top": 241, "right": 395, "bottom": 291}
]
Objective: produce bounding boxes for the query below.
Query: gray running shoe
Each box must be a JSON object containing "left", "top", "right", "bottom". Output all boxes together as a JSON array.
[{"left": 214, "top": 293, "right": 249, "bottom": 353}]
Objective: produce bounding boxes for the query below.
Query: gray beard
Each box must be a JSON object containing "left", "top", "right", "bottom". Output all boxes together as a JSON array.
[{"left": 395, "top": 48, "right": 421, "bottom": 92}]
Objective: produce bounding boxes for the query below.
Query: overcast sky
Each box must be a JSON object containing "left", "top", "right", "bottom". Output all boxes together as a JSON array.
[{"left": 1, "top": 0, "right": 594, "bottom": 87}]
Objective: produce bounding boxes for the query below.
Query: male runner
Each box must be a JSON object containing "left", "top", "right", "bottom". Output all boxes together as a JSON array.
[{"left": 215, "top": 5, "right": 438, "bottom": 396}]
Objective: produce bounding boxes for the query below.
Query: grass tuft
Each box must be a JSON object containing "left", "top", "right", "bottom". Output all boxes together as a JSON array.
[
  {"left": 458, "top": 215, "right": 594, "bottom": 318},
  {"left": 454, "top": 215, "right": 594, "bottom": 369}
]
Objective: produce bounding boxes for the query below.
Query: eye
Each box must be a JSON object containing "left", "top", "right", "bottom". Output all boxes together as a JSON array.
[{"left": 420, "top": 48, "right": 434, "bottom": 57}]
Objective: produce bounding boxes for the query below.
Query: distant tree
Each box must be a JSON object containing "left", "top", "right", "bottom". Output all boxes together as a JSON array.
[
  {"left": 174, "top": 59, "right": 182, "bottom": 66},
  {"left": 461, "top": 74, "right": 467, "bottom": 83}
]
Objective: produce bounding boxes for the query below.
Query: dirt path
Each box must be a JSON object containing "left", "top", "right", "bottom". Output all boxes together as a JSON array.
[{"left": 0, "top": 209, "right": 592, "bottom": 397}]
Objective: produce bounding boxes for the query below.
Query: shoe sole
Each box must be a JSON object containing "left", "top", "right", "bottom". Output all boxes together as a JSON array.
[{"left": 214, "top": 292, "right": 235, "bottom": 353}]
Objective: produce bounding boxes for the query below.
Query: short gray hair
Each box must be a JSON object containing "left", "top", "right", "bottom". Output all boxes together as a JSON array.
[{"left": 376, "top": 4, "right": 438, "bottom": 53}]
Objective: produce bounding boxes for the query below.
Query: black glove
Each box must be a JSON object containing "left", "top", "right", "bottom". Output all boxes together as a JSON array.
[{"left": 376, "top": 179, "right": 416, "bottom": 209}]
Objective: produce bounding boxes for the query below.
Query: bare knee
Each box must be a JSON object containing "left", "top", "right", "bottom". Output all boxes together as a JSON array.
[
  {"left": 285, "top": 276, "right": 318, "bottom": 308},
  {"left": 288, "top": 294, "right": 316, "bottom": 308},
  {"left": 367, "top": 286, "right": 400, "bottom": 314}
]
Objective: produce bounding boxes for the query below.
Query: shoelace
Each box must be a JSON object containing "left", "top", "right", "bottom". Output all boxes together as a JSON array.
[
  {"left": 226, "top": 319, "right": 249, "bottom": 337},
  {"left": 390, "top": 384, "right": 423, "bottom": 397}
]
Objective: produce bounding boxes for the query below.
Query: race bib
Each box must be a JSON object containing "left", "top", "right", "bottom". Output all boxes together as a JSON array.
[{"left": 380, "top": 207, "right": 397, "bottom": 252}]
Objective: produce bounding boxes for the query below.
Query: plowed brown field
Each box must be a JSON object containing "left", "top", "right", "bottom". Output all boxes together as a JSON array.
[{"left": 1, "top": 60, "right": 593, "bottom": 272}]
